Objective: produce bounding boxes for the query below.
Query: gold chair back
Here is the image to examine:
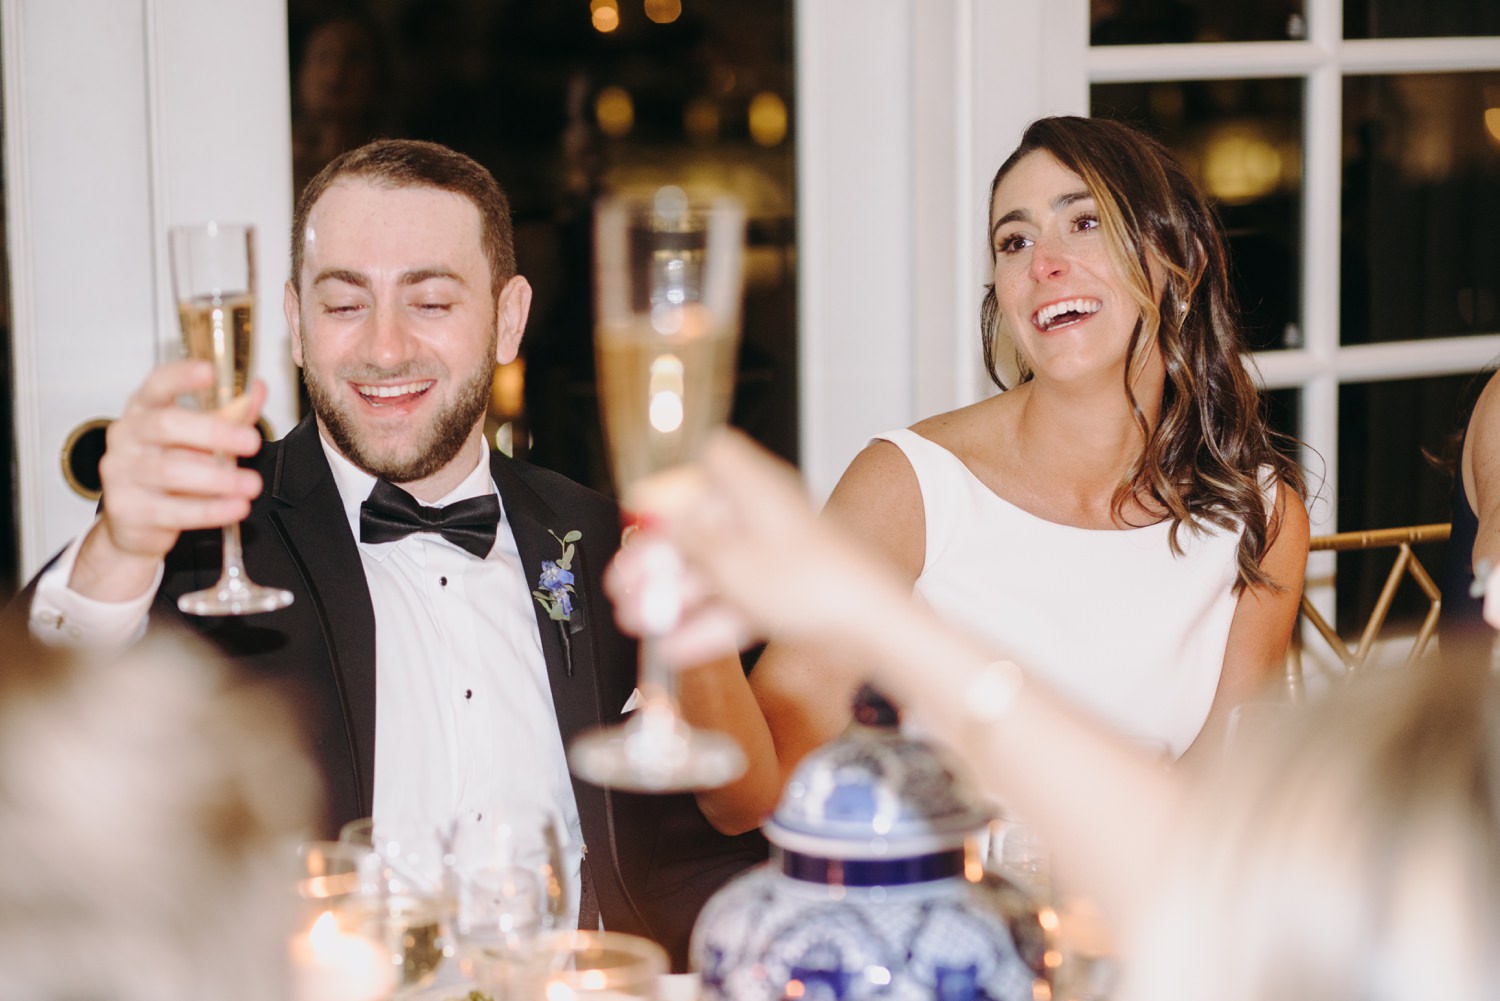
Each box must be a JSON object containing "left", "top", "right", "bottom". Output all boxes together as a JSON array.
[{"left": 1285, "top": 522, "right": 1451, "bottom": 701}]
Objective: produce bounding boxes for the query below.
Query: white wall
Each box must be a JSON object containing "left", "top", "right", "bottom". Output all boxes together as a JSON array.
[{"left": 4, "top": 0, "right": 295, "bottom": 576}]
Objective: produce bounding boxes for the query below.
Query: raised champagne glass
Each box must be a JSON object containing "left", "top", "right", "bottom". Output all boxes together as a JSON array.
[
  {"left": 167, "top": 222, "right": 293, "bottom": 616},
  {"left": 567, "top": 187, "right": 748, "bottom": 792}
]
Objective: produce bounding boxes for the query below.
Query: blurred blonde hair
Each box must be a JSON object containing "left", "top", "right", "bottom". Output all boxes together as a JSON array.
[
  {"left": 1122, "top": 662, "right": 1500, "bottom": 1001},
  {"left": 0, "top": 631, "right": 323, "bottom": 1001}
]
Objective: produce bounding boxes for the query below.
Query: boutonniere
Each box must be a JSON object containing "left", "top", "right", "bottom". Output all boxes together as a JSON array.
[
  {"left": 533, "top": 529, "right": 582, "bottom": 622},
  {"left": 534, "top": 529, "right": 583, "bottom": 676}
]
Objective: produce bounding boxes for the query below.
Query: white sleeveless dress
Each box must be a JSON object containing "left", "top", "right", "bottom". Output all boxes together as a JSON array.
[{"left": 875, "top": 428, "right": 1248, "bottom": 757}]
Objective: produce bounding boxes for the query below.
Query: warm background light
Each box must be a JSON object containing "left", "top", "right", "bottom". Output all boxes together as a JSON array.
[
  {"left": 590, "top": 0, "right": 619, "bottom": 33},
  {"left": 1200, "top": 127, "right": 1283, "bottom": 203},
  {"left": 684, "top": 97, "right": 720, "bottom": 144},
  {"left": 748, "top": 91, "right": 788, "bottom": 147},
  {"left": 644, "top": 0, "right": 682, "bottom": 24},
  {"left": 490, "top": 358, "right": 525, "bottom": 419},
  {"left": 594, "top": 85, "right": 634, "bottom": 137}
]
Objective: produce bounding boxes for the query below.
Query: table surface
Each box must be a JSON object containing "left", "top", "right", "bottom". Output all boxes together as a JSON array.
[{"left": 413, "top": 963, "right": 702, "bottom": 1000}]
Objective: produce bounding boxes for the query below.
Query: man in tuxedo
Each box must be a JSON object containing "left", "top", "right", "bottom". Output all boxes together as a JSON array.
[{"left": 24, "top": 139, "right": 761, "bottom": 964}]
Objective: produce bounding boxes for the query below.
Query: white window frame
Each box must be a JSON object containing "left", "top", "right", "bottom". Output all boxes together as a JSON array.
[{"left": 1085, "top": 0, "right": 1500, "bottom": 620}]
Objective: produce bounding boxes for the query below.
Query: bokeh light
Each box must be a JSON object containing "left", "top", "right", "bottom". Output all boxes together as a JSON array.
[
  {"left": 684, "top": 97, "right": 721, "bottom": 144},
  {"left": 748, "top": 91, "right": 788, "bottom": 147},
  {"left": 594, "top": 86, "right": 635, "bottom": 137},
  {"left": 644, "top": 0, "right": 682, "bottom": 24},
  {"left": 590, "top": 0, "right": 619, "bottom": 33}
]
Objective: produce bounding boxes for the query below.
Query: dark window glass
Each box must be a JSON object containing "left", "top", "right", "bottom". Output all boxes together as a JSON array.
[
  {"left": 1262, "top": 387, "right": 1302, "bottom": 444},
  {"left": 1342, "top": 73, "right": 1500, "bottom": 346},
  {"left": 1335, "top": 372, "right": 1486, "bottom": 634},
  {"left": 288, "top": 0, "right": 798, "bottom": 495},
  {"left": 1091, "top": 0, "right": 1308, "bottom": 45},
  {"left": 1345, "top": 0, "right": 1500, "bottom": 39},
  {"left": 1092, "top": 79, "right": 1304, "bottom": 353}
]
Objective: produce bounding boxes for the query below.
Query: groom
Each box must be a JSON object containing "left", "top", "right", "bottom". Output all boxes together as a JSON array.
[{"left": 22, "top": 139, "right": 761, "bottom": 964}]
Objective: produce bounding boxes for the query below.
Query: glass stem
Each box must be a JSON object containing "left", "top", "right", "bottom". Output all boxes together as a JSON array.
[
  {"left": 635, "top": 635, "right": 683, "bottom": 732},
  {"left": 219, "top": 521, "right": 249, "bottom": 589}
]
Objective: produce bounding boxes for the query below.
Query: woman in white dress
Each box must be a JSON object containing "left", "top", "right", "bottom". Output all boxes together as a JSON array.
[{"left": 684, "top": 116, "right": 1309, "bottom": 836}]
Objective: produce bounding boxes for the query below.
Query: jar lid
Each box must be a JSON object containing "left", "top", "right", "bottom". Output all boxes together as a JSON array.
[{"left": 763, "top": 720, "right": 991, "bottom": 860}]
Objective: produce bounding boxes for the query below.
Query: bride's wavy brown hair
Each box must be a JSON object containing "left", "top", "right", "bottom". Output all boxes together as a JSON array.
[{"left": 979, "top": 116, "right": 1304, "bottom": 592}]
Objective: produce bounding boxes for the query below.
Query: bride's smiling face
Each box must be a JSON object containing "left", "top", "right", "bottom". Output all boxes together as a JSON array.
[{"left": 989, "top": 150, "right": 1161, "bottom": 393}]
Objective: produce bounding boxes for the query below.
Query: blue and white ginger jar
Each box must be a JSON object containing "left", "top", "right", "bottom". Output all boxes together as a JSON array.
[{"left": 691, "top": 692, "right": 1044, "bottom": 1001}]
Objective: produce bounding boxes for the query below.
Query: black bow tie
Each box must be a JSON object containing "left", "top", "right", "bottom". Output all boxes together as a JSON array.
[{"left": 359, "top": 479, "right": 500, "bottom": 558}]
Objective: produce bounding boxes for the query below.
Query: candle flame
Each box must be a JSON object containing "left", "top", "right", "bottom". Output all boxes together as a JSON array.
[{"left": 309, "top": 911, "right": 339, "bottom": 948}]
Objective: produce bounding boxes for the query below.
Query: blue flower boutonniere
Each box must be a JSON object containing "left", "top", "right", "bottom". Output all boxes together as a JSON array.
[
  {"left": 534, "top": 529, "right": 582, "bottom": 622},
  {"left": 535, "top": 529, "right": 583, "bottom": 677}
]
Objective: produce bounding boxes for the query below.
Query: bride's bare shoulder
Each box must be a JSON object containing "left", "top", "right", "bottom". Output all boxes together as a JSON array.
[
  {"left": 825, "top": 439, "right": 927, "bottom": 579},
  {"left": 911, "top": 391, "right": 1019, "bottom": 456}
]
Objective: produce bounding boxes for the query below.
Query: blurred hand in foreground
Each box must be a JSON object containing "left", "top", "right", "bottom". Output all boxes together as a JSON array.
[{"left": 604, "top": 430, "right": 902, "bottom": 666}]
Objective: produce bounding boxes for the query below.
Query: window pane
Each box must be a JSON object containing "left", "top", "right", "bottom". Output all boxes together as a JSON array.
[
  {"left": 1262, "top": 387, "right": 1301, "bottom": 444},
  {"left": 1091, "top": 0, "right": 1308, "bottom": 45},
  {"left": 1342, "top": 73, "right": 1500, "bottom": 346},
  {"left": 1345, "top": 0, "right": 1500, "bottom": 39},
  {"left": 1334, "top": 373, "right": 1483, "bottom": 634},
  {"left": 1092, "top": 80, "right": 1304, "bottom": 352}
]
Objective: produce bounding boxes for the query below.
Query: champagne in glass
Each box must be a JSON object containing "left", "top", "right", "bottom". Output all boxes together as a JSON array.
[
  {"left": 340, "top": 892, "right": 448, "bottom": 994},
  {"left": 167, "top": 222, "right": 293, "bottom": 616},
  {"left": 568, "top": 186, "right": 748, "bottom": 792}
]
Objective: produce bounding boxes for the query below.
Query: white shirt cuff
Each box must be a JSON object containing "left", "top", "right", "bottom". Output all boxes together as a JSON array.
[{"left": 29, "top": 522, "right": 159, "bottom": 649}]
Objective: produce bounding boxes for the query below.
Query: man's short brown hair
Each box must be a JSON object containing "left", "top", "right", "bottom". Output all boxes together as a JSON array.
[{"left": 290, "top": 139, "right": 516, "bottom": 296}]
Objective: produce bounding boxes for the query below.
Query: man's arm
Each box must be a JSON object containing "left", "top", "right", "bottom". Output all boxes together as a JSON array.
[
  {"left": 21, "top": 360, "right": 266, "bottom": 647},
  {"left": 66, "top": 360, "right": 266, "bottom": 602}
]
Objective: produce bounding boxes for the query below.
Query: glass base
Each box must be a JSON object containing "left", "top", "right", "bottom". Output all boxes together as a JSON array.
[
  {"left": 177, "top": 579, "right": 294, "bottom": 616},
  {"left": 569, "top": 716, "right": 747, "bottom": 793}
]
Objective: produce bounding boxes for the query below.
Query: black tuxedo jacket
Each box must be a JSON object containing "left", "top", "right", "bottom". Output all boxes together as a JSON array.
[{"left": 89, "top": 416, "right": 762, "bottom": 965}]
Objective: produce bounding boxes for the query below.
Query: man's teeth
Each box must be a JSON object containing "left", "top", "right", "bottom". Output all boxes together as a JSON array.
[
  {"left": 1034, "top": 298, "right": 1102, "bottom": 330},
  {"left": 357, "top": 381, "right": 432, "bottom": 399}
]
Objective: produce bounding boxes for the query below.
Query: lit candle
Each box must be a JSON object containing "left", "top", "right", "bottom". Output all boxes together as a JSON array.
[
  {"left": 291, "top": 910, "right": 398, "bottom": 1001},
  {"left": 544, "top": 980, "right": 642, "bottom": 1001}
]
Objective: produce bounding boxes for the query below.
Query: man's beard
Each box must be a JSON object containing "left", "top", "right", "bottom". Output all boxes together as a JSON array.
[{"left": 304, "top": 343, "right": 496, "bottom": 485}]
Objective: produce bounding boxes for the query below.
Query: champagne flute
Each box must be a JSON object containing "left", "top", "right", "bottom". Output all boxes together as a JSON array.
[
  {"left": 568, "top": 186, "right": 748, "bottom": 792},
  {"left": 167, "top": 222, "right": 293, "bottom": 616}
]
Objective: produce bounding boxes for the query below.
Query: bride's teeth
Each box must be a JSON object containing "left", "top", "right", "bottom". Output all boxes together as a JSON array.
[{"left": 1034, "top": 298, "right": 1101, "bottom": 329}]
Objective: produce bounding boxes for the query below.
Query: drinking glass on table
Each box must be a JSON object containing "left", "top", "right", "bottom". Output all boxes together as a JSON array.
[
  {"left": 567, "top": 186, "right": 748, "bottom": 793},
  {"left": 338, "top": 818, "right": 453, "bottom": 993},
  {"left": 472, "top": 930, "right": 667, "bottom": 1001},
  {"left": 166, "top": 222, "right": 293, "bottom": 616},
  {"left": 448, "top": 809, "right": 572, "bottom": 992},
  {"left": 292, "top": 842, "right": 400, "bottom": 1001}
]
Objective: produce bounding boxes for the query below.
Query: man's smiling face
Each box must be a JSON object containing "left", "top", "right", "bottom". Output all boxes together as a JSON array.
[{"left": 287, "top": 179, "right": 523, "bottom": 498}]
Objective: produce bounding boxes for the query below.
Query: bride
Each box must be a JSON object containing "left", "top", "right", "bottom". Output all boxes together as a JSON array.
[{"left": 682, "top": 116, "right": 1310, "bottom": 835}]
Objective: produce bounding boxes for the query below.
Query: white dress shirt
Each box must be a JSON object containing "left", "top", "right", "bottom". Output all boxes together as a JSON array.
[{"left": 30, "top": 437, "right": 585, "bottom": 928}]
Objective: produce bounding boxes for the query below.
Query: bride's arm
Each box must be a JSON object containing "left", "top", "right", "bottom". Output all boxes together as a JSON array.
[{"left": 1182, "top": 479, "right": 1310, "bottom": 762}]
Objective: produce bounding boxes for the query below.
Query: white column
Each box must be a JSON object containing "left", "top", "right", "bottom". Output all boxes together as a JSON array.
[
  {"left": 4, "top": 0, "right": 294, "bottom": 576},
  {"left": 795, "top": 0, "right": 1066, "bottom": 498}
]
